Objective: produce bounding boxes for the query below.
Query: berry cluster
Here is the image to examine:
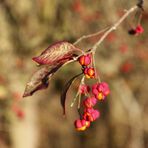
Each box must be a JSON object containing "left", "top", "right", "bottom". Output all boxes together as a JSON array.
[
  {"left": 74, "top": 54, "right": 110, "bottom": 131},
  {"left": 78, "top": 54, "right": 95, "bottom": 78},
  {"left": 128, "top": 25, "right": 144, "bottom": 35}
]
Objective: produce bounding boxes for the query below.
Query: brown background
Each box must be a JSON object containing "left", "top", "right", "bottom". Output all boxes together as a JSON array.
[{"left": 0, "top": 0, "right": 148, "bottom": 148}]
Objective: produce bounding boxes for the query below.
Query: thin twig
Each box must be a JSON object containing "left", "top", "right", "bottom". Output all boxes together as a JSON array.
[
  {"left": 70, "top": 91, "right": 79, "bottom": 107},
  {"left": 92, "top": 5, "right": 138, "bottom": 53},
  {"left": 137, "top": 13, "right": 143, "bottom": 25},
  {"left": 92, "top": 52, "right": 101, "bottom": 83},
  {"left": 77, "top": 76, "right": 85, "bottom": 109},
  {"left": 73, "top": 5, "right": 138, "bottom": 60},
  {"left": 78, "top": 93, "right": 81, "bottom": 110},
  {"left": 73, "top": 26, "right": 110, "bottom": 45},
  {"left": 70, "top": 76, "right": 85, "bottom": 107}
]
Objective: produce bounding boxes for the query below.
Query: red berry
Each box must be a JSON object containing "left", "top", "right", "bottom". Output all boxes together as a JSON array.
[
  {"left": 128, "top": 25, "right": 144, "bottom": 36},
  {"left": 74, "top": 119, "right": 90, "bottom": 131},
  {"left": 79, "top": 84, "right": 90, "bottom": 94},
  {"left": 135, "top": 25, "right": 144, "bottom": 34},
  {"left": 92, "top": 82, "right": 110, "bottom": 100},
  {"left": 83, "top": 108, "right": 100, "bottom": 122},
  {"left": 78, "top": 54, "right": 91, "bottom": 66},
  {"left": 83, "top": 67, "right": 95, "bottom": 79},
  {"left": 83, "top": 97, "right": 97, "bottom": 108}
]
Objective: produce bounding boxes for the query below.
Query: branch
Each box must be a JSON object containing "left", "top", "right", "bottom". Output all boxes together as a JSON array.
[
  {"left": 69, "top": 5, "right": 139, "bottom": 79},
  {"left": 73, "top": 26, "right": 110, "bottom": 45},
  {"left": 92, "top": 5, "right": 138, "bottom": 53},
  {"left": 72, "top": 5, "right": 138, "bottom": 83}
]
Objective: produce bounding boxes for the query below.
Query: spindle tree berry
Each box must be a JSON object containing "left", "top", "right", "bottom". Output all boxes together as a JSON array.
[
  {"left": 92, "top": 82, "right": 110, "bottom": 100},
  {"left": 78, "top": 54, "right": 91, "bottom": 66}
]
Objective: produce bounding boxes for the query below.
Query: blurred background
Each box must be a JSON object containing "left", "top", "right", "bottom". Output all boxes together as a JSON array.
[{"left": 0, "top": 0, "right": 148, "bottom": 148}]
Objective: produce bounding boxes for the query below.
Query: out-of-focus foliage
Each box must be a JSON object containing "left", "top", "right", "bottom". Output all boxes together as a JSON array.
[{"left": 0, "top": 0, "right": 148, "bottom": 148}]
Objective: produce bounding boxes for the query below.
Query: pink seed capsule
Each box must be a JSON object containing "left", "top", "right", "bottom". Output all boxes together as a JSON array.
[
  {"left": 83, "top": 97, "right": 97, "bottom": 108},
  {"left": 78, "top": 54, "right": 91, "bottom": 66},
  {"left": 83, "top": 67, "right": 95, "bottom": 79},
  {"left": 74, "top": 119, "right": 90, "bottom": 131}
]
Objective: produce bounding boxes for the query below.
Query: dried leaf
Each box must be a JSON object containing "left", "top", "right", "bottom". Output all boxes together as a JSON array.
[
  {"left": 60, "top": 73, "right": 82, "bottom": 115},
  {"left": 32, "top": 41, "right": 80, "bottom": 65},
  {"left": 23, "top": 64, "right": 62, "bottom": 97}
]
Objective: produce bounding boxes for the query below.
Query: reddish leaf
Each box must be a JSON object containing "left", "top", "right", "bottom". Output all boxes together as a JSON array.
[
  {"left": 61, "top": 73, "right": 82, "bottom": 115},
  {"left": 23, "top": 64, "right": 63, "bottom": 97},
  {"left": 32, "top": 41, "right": 81, "bottom": 65}
]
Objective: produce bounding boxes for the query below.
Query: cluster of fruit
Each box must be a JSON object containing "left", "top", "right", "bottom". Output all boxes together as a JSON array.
[
  {"left": 74, "top": 54, "right": 110, "bottom": 131},
  {"left": 128, "top": 25, "right": 144, "bottom": 35}
]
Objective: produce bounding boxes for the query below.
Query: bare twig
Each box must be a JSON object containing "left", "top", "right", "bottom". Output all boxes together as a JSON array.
[
  {"left": 78, "top": 93, "right": 82, "bottom": 110},
  {"left": 92, "top": 5, "right": 138, "bottom": 53},
  {"left": 73, "top": 5, "right": 138, "bottom": 83},
  {"left": 73, "top": 26, "right": 110, "bottom": 45},
  {"left": 73, "top": 5, "right": 138, "bottom": 61},
  {"left": 92, "top": 52, "right": 101, "bottom": 82},
  {"left": 70, "top": 92, "right": 79, "bottom": 107},
  {"left": 70, "top": 76, "right": 85, "bottom": 107},
  {"left": 77, "top": 76, "right": 85, "bottom": 110}
]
